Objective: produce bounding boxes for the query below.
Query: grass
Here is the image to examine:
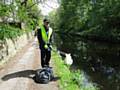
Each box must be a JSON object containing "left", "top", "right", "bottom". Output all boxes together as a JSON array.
[
  {"left": 52, "top": 49, "right": 99, "bottom": 90},
  {"left": 52, "top": 50, "right": 79, "bottom": 90}
]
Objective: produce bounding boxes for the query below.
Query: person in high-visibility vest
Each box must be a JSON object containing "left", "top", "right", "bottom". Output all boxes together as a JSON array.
[{"left": 35, "top": 19, "right": 53, "bottom": 68}]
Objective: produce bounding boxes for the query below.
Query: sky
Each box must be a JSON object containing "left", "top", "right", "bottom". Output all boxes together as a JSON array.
[{"left": 39, "top": 0, "right": 59, "bottom": 16}]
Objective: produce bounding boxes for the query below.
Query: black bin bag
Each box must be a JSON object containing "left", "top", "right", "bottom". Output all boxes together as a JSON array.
[{"left": 35, "top": 67, "right": 54, "bottom": 84}]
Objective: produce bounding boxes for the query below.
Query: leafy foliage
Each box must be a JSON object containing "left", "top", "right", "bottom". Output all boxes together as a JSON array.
[
  {"left": 0, "top": 25, "right": 24, "bottom": 40},
  {"left": 50, "top": 0, "right": 120, "bottom": 41},
  {"left": 0, "top": 0, "right": 42, "bottom": 29},
  {"left": 0, "top": 0, "right": 43, "bottom": 40}
]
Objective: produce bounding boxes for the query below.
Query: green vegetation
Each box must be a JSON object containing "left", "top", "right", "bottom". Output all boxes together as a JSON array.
[
  {"left": 52, "top": 50, "right": 99, "bottom": 90},
  {"left": 0, "top": 25, "right": 24, "bottom": 40},
  {"left": 52, "top": 50, "right": 79, "bottom": 90},
  {"left": 0, "top": 0, "right": 42, "bottom": 40},
  {"left": 49, "top": 0, "right": 120, "bottom": 42}
]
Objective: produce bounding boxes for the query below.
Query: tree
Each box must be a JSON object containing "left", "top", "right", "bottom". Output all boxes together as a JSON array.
[
  {"left": 51, "top": 0, "right": 120, "bottom": 35},
  {"left": 0, "top": 0, "right": 43, "bottom": 29}
]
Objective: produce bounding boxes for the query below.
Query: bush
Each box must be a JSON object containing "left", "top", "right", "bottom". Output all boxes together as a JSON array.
[{"left": 0, "top": 25, "right": 24, "bottom": 40}]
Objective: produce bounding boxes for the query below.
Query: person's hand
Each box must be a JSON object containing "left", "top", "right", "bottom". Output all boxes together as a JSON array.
[
  {"left": 44, "top": 44, "right": 48, "bottom": 49},
  {"left": 44, "top": 44, "right": 52, "bottom": 51},
  {"left": 49, "top": 45, "right": 52, "bottom": 50}
]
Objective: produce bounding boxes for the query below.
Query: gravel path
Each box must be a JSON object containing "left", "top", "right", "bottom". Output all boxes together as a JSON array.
[{"left": 0, "top": 40, "right": 59, "bottom": 90}]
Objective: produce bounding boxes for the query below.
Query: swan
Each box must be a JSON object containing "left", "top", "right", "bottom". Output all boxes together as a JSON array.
[
  {"left": 57, "top": 50, "right": 73, "bottom": 65},
  {"left": 64, "top": 53, "right": 73, "bottom": 65}
]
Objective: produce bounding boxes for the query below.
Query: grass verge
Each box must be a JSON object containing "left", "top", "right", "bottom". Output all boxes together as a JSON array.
[
  {"left": 52, "top": 50, "right": 99, "bottom": 90},
  {"left": 52, "top": 50, "right": 79, "bottom": 90}
]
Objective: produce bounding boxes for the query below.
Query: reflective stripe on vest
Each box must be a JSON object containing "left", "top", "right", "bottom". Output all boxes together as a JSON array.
[{"left": 40, "top": 25, "right": 52, "bottom": 44}]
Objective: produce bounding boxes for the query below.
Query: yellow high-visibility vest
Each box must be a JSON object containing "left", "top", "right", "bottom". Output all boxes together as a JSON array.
[{"left": 40, "top": 25, "right": 53, "bottom": 44}]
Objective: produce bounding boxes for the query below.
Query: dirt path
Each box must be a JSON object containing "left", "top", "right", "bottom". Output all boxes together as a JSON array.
[{"left": 0, "top": 39, "right": 59, "bottom": 90}]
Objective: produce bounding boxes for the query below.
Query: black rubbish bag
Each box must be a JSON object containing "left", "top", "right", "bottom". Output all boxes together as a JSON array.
[{"left": 35, "top": 67, "right": 54, "bottom": 84}]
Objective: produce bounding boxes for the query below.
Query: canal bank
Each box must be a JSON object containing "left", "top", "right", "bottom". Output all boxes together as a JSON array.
[
  {"left": 52, "top": 48, "right": 99, "bottom": 90},
  {"left": 53, "top": 33, "right": 120, "bottom": 90}
]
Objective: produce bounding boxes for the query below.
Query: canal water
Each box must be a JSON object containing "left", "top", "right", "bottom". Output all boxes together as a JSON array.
[{"left": 54, "top": 33, "right": 120, "bottom": 90}]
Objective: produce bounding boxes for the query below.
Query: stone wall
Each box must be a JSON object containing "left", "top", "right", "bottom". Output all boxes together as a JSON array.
[{"left": 0, "top": 32, "right": 33, "bottom": 65}]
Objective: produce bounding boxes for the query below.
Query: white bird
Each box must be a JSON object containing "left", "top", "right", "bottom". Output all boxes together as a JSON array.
[
  {"left": 64, "top": 53, "right": 73, "bottom": 65},
  {"left": 57, "top": 50, "right": 73, "bottom": 65}
]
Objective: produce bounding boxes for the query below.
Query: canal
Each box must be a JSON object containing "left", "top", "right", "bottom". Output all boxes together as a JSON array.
[{"left": 54, "top": 33, "right": 120, "bottom": 90}]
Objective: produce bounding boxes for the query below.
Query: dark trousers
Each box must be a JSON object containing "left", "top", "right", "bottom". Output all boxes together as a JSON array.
[{"left": 40, "top": 48, "right": 51, "bottom": 68}]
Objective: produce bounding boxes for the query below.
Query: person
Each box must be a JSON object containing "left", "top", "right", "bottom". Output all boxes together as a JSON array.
[{"left": 35, "top": 19, "right": 53, "bottom": 68}]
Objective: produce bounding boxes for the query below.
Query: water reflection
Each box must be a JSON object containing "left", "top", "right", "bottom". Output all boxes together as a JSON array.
[{"left": 54, "top": 33, "right": 120, "bottom": 90}]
